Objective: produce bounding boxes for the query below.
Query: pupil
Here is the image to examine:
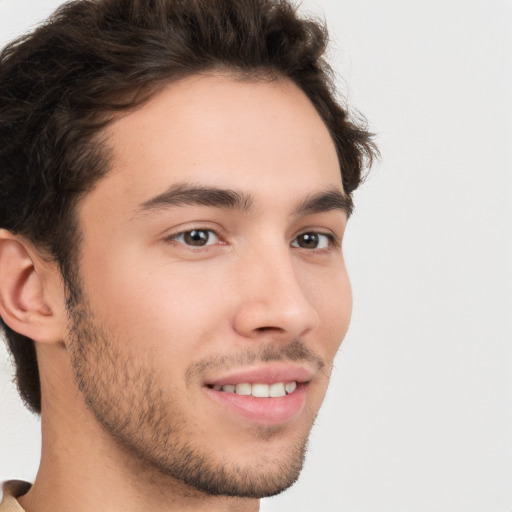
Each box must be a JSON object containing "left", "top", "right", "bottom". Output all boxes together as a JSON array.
[
  {"left": 300, "top": 233, "right": 318, "bottom": 248},
  {"left": 184, "top": 230, "right": 208, "bottom": 246}
]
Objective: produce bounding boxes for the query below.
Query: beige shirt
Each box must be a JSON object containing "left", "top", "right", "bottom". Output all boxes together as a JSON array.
[{"left": 0, "top": 481, "right": 30, "bottom": 512}]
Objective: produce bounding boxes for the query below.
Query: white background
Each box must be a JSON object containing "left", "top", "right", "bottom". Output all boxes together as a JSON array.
[{"left": 1, "top": 1, "right": 511, "bottom": 511}]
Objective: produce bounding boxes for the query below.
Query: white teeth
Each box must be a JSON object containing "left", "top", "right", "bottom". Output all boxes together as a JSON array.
[
  {"left": 269, "top": 382, "right": 286, "bottom": 397},
  {"left": 285, "top": 381, "right": 297, "bottom": 394},
  {"left": 235, "top": 383, "right": 252, "bottom": 395},
  {"left": 251, "top": 383, "right": 269, "bottom": 397},
  {"left": 216, "top": 381, "right": 297, "bottom": 397}
]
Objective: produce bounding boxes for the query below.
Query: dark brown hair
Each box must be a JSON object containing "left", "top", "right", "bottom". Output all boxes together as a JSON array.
[{"left": 0, "top": 0, "right": 377, "bottom": 414}]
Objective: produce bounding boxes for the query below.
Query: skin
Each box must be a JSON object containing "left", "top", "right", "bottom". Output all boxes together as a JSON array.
[{"left": 8, "top": 74, "right": 352, "bottom": 511}]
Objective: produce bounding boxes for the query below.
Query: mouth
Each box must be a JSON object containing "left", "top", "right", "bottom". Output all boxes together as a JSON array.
[
  {"left": 202, "top": 365, "right": 312, "bottom": 425},
  {"left": 208, "top": 381, "right": 298, "bottom": 397}
]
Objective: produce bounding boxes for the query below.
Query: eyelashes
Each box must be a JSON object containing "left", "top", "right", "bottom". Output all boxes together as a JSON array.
[
  {"left": 166, "top": 228, "right": 339, "bottom": 251},
  {"left": 168, "top": 229, "right": 220, "bottom": 247},
  {"left": 291, "top": 232, "right": 335, "bottom": 250}
]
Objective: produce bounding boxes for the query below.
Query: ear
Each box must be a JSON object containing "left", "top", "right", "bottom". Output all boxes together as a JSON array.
[{"left": 0, "top": 229, "right": 67, "bottom": 344}]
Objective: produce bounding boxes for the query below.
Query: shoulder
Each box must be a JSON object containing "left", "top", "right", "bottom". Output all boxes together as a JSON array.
[{"left": 0, "top": 481, "right": 31, "bottom": 512}]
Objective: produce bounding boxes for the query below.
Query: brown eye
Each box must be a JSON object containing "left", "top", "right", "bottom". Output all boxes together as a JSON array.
[
  {"left": 291, "top": 233, "right": 330, "bottom": 249},
  {"left": 171, "top": 229, "right": 219, "bottom": 246}
]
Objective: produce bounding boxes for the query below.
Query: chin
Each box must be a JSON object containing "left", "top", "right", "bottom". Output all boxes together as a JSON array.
[{"left": 153, "top": 435, "right": 309, "bottom": 499}]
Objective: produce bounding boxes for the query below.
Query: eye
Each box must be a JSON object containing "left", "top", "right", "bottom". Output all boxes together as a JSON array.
[
  {"left": 291, "top": 232, "right": 332, "bottom": 250},
  {"left": 169, "top": 229, "right": 220, "bottom": 247}
]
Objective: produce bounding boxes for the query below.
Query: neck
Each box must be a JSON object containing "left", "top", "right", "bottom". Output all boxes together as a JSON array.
[
  {"left": 21, "top": 410, "right": 259, "bottom": 512},
  {"left": 20, "top": 351, "right": 259, "bottom": 512}
]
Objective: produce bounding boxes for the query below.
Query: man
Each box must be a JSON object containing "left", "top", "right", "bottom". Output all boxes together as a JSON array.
[{"left": 0, "top": 0, "right": 376, "bottom": 510}]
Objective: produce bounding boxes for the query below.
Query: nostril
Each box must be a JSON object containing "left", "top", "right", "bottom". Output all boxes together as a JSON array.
[{"left": 255, "top": 326, "right": 284, "bottom": 334}]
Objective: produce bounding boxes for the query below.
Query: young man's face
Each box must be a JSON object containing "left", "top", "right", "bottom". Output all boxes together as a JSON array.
[{"left": 67, "top": 74, "right": 352, "bottom": 497}]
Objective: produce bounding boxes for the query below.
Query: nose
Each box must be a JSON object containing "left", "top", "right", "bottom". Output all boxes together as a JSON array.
[{"left": 231, "top": 246, "right": 320, "bottom": 341}]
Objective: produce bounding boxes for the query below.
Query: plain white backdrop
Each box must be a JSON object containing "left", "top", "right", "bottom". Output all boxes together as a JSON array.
[{"left": 0, "top": 1, "right": 511, "bottom": 511}]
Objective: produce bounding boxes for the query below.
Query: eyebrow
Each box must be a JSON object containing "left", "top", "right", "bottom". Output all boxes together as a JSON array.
[
  {"left": 294, "top": 188, "right": 353, "bottom": 218},
  {"left": 136, "top": 183, "right": 254, "bottom": 215},
  {"left": 135, "top": 183, "right": 352, "bottom": 218}
]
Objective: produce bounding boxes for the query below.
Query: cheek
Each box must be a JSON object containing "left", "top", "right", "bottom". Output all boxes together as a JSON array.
[
  {"left": 307, "top": 265, "right": 352, "bottom": 357},
  {"left": 80, "top": 250, "right": 230, "bottom": 354}
]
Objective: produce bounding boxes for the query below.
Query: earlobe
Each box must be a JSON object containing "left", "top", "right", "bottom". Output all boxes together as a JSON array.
[{"left": 0, "top": 229, "right": 65, "bottom": 344}]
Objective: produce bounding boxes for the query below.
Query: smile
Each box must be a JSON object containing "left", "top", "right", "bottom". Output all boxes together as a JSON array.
[{"left": 210, "top": 381, "right": 297, "bottom": 397}]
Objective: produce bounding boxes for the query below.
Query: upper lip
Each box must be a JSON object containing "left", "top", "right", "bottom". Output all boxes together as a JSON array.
[{"left": 203, "top": 363, "right": 316, "bottom": 387}]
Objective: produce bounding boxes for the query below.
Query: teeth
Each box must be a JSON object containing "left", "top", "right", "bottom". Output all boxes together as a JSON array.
[
  {"left": 251, "top": 383, "right": 269, "bottom": 397},
  {"left": 269, "top": 382, "right": 286, "bottom": 397},
  {"left": 235, "top": 383, "right": 252, "bottom": 396},
  {"left": 285, "top": 381, "right": 297, "bottom": 394},
  {"left": 216, "top": 381, "right": 298, "bottom": 397}
]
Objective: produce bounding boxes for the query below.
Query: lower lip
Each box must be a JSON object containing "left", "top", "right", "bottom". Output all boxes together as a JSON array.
[{"left": 204, "top": 384, "right": 307, "bottom": 425}]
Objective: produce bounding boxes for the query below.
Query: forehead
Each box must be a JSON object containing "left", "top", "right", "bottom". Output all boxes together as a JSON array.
[{"left": 83, "top": 74, "right": 343, "bottom": 220}]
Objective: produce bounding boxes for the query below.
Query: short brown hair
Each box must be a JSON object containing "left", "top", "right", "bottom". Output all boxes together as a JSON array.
[{"left": 0, "top": 0, "right": 377, "bottom": 413}]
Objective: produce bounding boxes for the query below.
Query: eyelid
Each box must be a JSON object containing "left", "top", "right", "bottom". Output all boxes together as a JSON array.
[
  {"left": 163, "top": 225, "right": 226, "bottom": 248},
  {"left": 161, "top": 220, "right": 223, "bottom": 238},
  {"left": 171, "top": 229, "right": 219, "bottom": 245},
  {"left": 291, "top": 230, "right": 341, "bottom": 250}
]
